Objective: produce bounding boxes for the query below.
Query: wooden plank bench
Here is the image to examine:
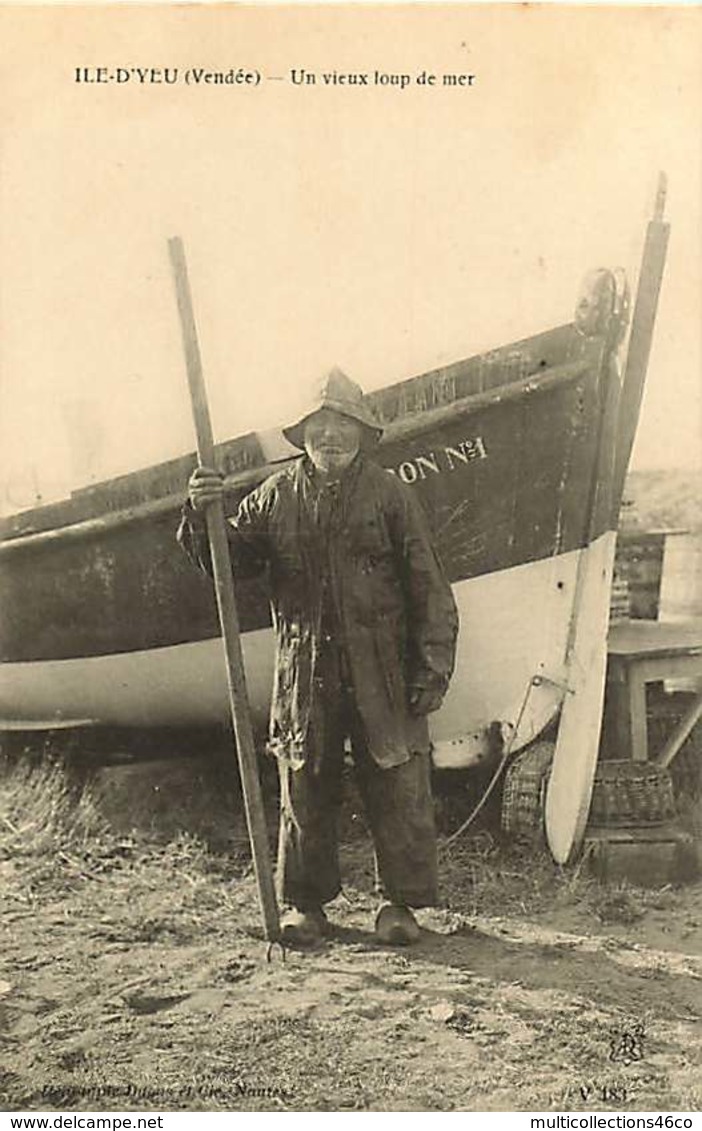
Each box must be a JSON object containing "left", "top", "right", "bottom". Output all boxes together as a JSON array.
[{"left": 606, "top": 620, "right": 702, "bottom": 766}]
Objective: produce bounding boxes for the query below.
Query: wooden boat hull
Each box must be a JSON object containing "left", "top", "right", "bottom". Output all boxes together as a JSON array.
[
  {"left": 0, "top": 543, "right": 591, "bottom": 759},
  {"left": 0, "top": 321, "right": 620, "bottom": 767}
]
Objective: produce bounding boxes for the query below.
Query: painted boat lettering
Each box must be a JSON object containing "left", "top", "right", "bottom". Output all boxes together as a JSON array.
[{"left": 386, "top": 437, "right": 488, "bottom": 484}]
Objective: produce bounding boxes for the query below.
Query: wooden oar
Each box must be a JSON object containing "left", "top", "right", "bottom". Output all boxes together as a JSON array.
[{"left": 168, "top": 236, "right": 281, "bottom": 947}]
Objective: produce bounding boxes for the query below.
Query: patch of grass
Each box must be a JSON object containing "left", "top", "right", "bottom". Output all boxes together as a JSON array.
[
  {"left": 593, "top": 884, "right": 646, "bottom": 925},
  {"left": 0, "top": 754, "right": 254, "bottom": 906},
  {"left": 435, "top": 827, "right": 594, "bottom": 920},
  {"left": 0, "top": 759, "right": 106, "bottom": 852}
]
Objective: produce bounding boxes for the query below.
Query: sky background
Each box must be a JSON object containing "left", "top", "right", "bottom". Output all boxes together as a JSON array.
[{"left": 1, "top": 4, "right": 700, "bottom": 515}]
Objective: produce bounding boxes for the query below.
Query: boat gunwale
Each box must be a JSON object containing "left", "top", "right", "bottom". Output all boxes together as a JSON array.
[{"left": 0, "top": 356, "right": 592, "bottom": 554}]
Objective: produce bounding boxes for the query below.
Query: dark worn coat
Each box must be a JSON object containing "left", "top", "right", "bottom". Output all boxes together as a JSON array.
[{"left": 178, "top": 454, "right": 458, "bottom": 769}]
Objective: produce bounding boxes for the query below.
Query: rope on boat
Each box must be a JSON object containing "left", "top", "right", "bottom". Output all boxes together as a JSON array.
[{"left": 439, "top": 677, "right": 538, "bottom": 850}]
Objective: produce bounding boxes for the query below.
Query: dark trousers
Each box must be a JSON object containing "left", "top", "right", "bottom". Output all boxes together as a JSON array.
[{"left": 275, "top": 657, "right": 439, "bottom": 911}]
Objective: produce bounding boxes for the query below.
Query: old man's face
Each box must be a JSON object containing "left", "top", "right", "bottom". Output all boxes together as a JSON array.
[{"left": 303, "top": 409, "right": 362, "bottom": 476}]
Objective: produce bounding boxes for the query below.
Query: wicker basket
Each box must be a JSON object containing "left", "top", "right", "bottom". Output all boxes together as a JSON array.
[
  {"left": 501, "top": 741, "right": 554, "bottom": 840},
  {"left": 589, "top": 760, "right": 677, "bottom": 826},
  {"left": 502, "top": 745, "right": 678, "bottom": 841}
]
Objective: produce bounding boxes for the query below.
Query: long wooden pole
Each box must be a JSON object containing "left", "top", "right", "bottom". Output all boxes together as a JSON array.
[{"left": 167, "top": 236, "right": 280, "bottom": 945}]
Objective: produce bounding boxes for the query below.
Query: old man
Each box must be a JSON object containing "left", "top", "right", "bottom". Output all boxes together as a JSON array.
[{"left": 178, "top": 368, "right": 458, "bottom": 946}]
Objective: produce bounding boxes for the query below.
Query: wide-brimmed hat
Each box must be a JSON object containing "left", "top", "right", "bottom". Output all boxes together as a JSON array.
[{"left": 283, "top": 366, "right": 383, "bottom": 450}]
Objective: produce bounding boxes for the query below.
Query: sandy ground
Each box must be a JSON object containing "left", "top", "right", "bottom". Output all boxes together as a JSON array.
[{"left": 1, "top": 755, "right": 701, "bottom": 1114}]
